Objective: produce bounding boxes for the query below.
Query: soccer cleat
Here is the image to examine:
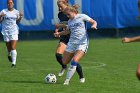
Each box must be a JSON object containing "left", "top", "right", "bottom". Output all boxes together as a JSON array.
[
  {"left": 80, "top": 78, "right": 85, "bottom": 83},
  {"left": 11, "top": 64, "right": 16, "bottom": 68},
  {"left": 58, "top": 68, "right": 66, "bottom": 76},
  {"left": 8, "top": 55, "right": 12, "bottom": 62},
  {"left": 63, "top": 79, "right": 69, "bottom": 85}
]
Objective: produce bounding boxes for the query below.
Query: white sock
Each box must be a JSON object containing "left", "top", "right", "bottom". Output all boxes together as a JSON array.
[
  {"left": 11, "top": 50, "right": 17, "bottom": 65},
  {"left": 65, "top": 65, "right": 77, "bottom": 81}
]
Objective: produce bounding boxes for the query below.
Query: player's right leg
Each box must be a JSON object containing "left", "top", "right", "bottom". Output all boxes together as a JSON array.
[
  {"left": 62, "top": 51, "right": 74, "bottom": 85},
  {"left": 6, "top": 42, "right": 12, "bottom": 62},
  {"left": 56, "top": 42, "right": 67, "bottom": 76},
  {"left": 3, "top": 35, "right": 12, "bottom": 62}
]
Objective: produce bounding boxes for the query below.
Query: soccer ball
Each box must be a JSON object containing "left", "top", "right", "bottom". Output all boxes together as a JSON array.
[{"left": 45, "top": 73, "right": 57, "bottom": 84}]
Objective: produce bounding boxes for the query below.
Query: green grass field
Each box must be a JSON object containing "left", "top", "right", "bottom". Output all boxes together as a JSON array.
[{"left": 0, "top": 38, "right": 140, "bottom": 93}]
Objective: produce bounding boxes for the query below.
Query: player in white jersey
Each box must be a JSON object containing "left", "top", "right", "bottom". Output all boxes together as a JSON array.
[
  {"left": 54, "top": 6, "right": 97, "bottom": 85},
  {"left": 55, "top": 0, "right": 85, "bottom": 83},
  {"left": 0, "top": 0, "right": 23, "bottom": 67}
]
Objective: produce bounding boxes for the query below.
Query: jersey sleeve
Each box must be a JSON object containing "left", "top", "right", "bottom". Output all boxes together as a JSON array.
[
  {"left": 0, "top": 9, "right": 5, "bottom": 15},
  {"left": 0, "top": 11, "right": 2, "bottom": 15},
  {"left": 82, "top": 14, "right": 91, "bottom": 22},
  {"left": 0, "top": 10, "right": 5, "bottom": 21}
]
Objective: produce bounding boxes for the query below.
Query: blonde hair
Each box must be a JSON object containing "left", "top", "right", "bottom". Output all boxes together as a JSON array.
[
  {"left": 57, "top": 0, "right": 68, "bottom": 3},
  {"left": 64, "top": 6, "right": 78, "bottom": 14}
]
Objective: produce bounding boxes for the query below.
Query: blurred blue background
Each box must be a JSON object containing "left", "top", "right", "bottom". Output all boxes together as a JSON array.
[{"left": 0, "top": 0, "right": 140, "bottom": 31}]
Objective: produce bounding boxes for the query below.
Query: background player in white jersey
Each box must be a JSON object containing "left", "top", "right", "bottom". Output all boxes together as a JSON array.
[
  {"left": 54, "top": 6, "right": 97, "bottom": 85},
  {"left": 0, "top": 0, "right": 23, "bottom": 67}
]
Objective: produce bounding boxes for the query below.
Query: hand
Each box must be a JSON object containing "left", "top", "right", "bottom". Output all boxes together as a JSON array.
[
  {"left": 122, "top": 37, "right": 131, "bottom": 43},
  {"left": 55, "top": 24, "right": 59, "bottom": 29},
  {"left": 91, "top": 25, "right": 97, "bottom": 30},
  {"left": 19, "top": 12, "right": 23, "bottom": 18},
  {"left": 0, "top": 12, "right": 5, "bottom": 17},
  {"left": 55, "top": 29, "right": 59, "bottom": 33},
  {"left": 54, "top": 32, "right": 60, "bottom": 38}
]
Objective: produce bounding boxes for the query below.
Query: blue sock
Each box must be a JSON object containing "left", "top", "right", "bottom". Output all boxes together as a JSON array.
[{"left": 71, "top": 60, "right": 78, "bottom": 66}]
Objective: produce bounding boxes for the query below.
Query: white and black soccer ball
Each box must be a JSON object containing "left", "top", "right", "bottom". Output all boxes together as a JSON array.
[{"left": 45, "top": 73, "right": 57, "bottom": 84}]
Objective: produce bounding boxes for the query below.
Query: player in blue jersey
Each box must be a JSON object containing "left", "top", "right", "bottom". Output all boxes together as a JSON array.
[
  {"left": 54, "top": 6, "right": 97, "bottom": 85},
  {"left": 55, "top": 0, "right": 85, "bottom": 83},
  {"left": 0, "top": 0, "right": 23, "bottom": 67}
]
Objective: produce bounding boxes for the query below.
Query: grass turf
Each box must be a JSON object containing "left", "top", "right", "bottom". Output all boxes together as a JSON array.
[{"left": 0, "top": 38, "right": 140, "bottom": 93}]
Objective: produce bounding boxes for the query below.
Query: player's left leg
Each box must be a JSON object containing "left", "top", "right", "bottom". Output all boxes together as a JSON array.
[
  {"left": 64, "top": 50, "right": 85, "bottom": 85},
  {"left": 10, "top": 40, "right": 17, "bottom": 67},
  {"left": 76, "top": 63, "right": 85, "bottom": 83}
]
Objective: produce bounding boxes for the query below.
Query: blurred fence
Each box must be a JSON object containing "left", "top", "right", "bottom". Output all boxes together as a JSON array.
[{"left": 0, "top": 0, "right": 140, "bottom": 31}]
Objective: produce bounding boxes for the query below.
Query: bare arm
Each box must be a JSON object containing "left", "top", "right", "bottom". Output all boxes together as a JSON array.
[
  {"left": 122, "top": 36, "right": 140, "bottom": 43},
  {"left": 88, "top": 19, "right": 97, "bottom": 29},
  {"left": 55, "top": 23, "right": 68, "bottom": 33},
  {"left": 55, "top": 23, "right": 67, "bottom": 30},
  {"left": 54, "top": 30, "right": 70, "bottom": 38}
]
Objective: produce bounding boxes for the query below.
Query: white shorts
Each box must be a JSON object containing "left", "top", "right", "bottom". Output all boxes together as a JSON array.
[
  {"left": 66, "top": 43, "right": 88, "bottom": 53},
  {"left": 3, "top": 34, "right": 18, "bottom": 42}
]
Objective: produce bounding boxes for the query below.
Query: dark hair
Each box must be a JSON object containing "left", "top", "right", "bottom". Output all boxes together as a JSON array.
[{"left": 7, "top": 0, "right": 14, "bottom": 4}]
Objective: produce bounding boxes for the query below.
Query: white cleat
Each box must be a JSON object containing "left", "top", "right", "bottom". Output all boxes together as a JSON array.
[
  {"left": 80, "top": 78, "right": 85, "bottom": 83},
  {"left": 63, "top": 80, "right": 69, "bottom": 85},
  {"left": 58, "top": 68, "right": 66, "bottom": 76}
]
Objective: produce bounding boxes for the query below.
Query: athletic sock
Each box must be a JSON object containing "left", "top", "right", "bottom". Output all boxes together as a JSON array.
[
  {"left": 76, "top": 63, "right": 84, "bottom": 79},
  {"left": 56, "top": 53, "right": 67, "bottom": 68},
  {"left": 65, "top": 60, "right": 77, "bottom": 81},
  {"left": 11, "top": 50, "right": 17, "bottom": 65}
]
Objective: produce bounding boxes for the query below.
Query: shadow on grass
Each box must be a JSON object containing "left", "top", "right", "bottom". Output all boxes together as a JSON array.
[
  {"left": 5, "top": 80, "right": 43, "bottom": 84},
  {"left": 4, "top": 80, "right": 62, "bottom": 85}
]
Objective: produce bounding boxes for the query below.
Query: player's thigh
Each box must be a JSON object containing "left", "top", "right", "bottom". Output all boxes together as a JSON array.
[
  {"left": 73, "top": 50, "right": 85, "bottom": 62},
  {"left": 10, "top": 34, "right": 18, "bottom": 50},
  {"left": 56, "top": 42, "right": 67, "bottom": 54},
  {"left": 10, "top": 40, "right": 17, "bottom": 50},
  {"left": 62, "top": 51, "right": 74, "bottom": 65}
]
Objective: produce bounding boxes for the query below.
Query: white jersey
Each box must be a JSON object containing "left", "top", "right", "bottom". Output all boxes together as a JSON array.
[
  {"left": 0, "top": 9, "right": 20, "bottom": 35},
  {"left": 68, "top": 14, "right": 91, "bottom": 44}
]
